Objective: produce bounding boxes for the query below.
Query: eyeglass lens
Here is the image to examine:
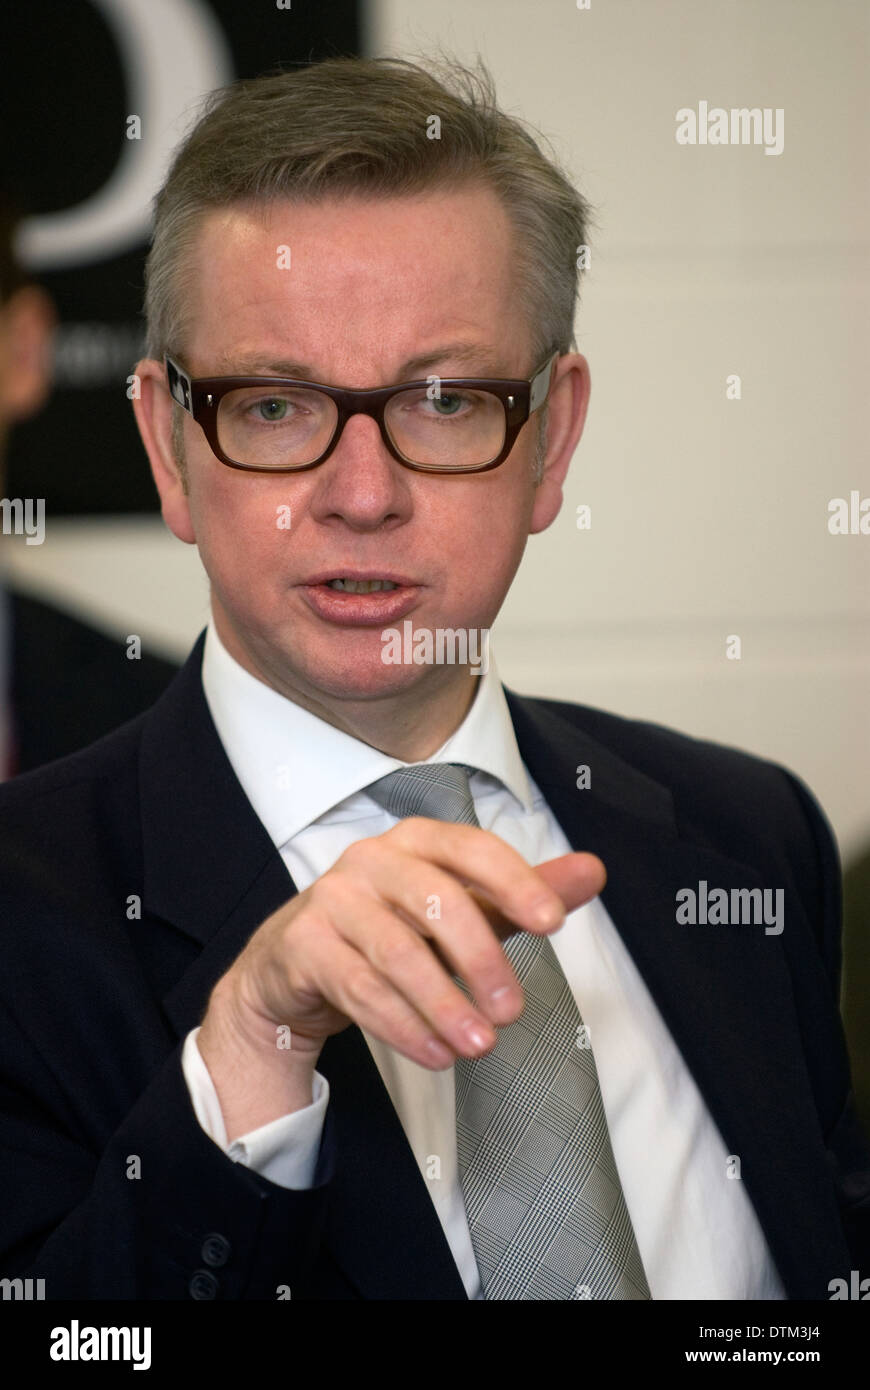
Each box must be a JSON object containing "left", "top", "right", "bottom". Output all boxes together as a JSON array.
[{"left": 215, "top": 383, "right": 507, "bottom": 469}]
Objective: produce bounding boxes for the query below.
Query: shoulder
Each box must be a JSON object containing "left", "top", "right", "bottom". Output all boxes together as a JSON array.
[
  {"left": 510, "top": 686, "right": 792, "bottom": 785},
  {"left": 508, "top": 688, "right": 843, "bottom": 985},
  {"left": 0, "top": 716, "right": 147, "bottom": 902},
  {"left": 9, "top": 588, "right": 179, "bottom": 771},
  {"left": 506, "top": 688, "right": 838, "bottom": 877},
  {"left": 10, "top": 589, "right": 176, "bottom": 680}
]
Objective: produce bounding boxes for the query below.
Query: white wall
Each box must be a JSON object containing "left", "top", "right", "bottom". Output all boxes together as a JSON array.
[{"left": 5, "top": 0, "right": 869, "bottom": 860}]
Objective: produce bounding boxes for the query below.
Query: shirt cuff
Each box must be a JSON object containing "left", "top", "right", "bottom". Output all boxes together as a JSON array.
[{"left": 181, "top": 1026, "right": 329, "bottom": 1189}]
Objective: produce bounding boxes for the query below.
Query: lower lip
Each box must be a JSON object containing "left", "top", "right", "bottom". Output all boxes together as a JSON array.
[{"left": 299, "top": 583, "right": 421, "bottom": 626}]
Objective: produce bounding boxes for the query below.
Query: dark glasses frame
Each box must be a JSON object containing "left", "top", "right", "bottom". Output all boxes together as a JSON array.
[{"left": 164, "top": 351, "right": 560, "bottom": 474}]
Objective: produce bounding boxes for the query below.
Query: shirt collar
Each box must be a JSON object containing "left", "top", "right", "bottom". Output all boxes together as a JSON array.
[{"left": 201, "top": 618, "right": 533, "bottom": 847}]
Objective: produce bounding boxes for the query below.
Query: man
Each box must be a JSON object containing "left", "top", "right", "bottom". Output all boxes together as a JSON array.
[
  {"left": 0, "top": 198, "right": 177, "bottom": 775},
  {"left": 0, "top": 55, "right": 867, "bottom": 1302}
]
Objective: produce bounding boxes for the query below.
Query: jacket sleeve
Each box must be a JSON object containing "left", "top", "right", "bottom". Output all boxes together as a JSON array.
[
  {"left": 778, "top": 764, "right": 870, "bottom": 1271},
  {"left": 182, "top": 1028, "right": 329, "bottom": 1190},
  {"left": 0, "top": 1005, "right": 336, "bottom": 1300}
]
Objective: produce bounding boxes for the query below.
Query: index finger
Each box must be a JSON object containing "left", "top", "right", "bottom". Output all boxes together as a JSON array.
[
  {"left": 467, "top": 852, "right": 607, "bottom": 942},
  {"left": 387, "top": 817, "right": 604, "bottom": 938}
]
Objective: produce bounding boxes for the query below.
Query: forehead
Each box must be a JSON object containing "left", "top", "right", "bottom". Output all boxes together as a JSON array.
[{"left": 180, "top": 186, "right": 529, "bottom": 380}]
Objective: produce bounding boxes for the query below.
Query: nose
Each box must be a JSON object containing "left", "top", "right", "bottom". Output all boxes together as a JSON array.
[{"left": 308, "top": 410, "right": 413, "bottom": 530}]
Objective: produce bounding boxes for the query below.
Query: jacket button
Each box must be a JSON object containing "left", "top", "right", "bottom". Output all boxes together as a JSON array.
[
  {"left": 189, "top": 1269, "right": 219, "bottom": 1300},
  {"left": 201, "top": 1233, "right": 231, "bottom": 1268}
]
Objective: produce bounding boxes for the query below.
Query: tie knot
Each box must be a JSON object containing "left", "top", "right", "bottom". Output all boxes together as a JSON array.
[{"left": 365, "top": 762, "right": 479, "bottom": 826}]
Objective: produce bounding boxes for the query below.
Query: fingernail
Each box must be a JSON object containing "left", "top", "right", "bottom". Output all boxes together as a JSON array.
[
  {"left": 532, "top": 898, "right": 563, "bottom": 928},
  {"left": 465, "top": 1022, "right": 495, "bottom": 1051},
  {"left": 489, "top": 985, "right": 513, "bottom": 1004}
]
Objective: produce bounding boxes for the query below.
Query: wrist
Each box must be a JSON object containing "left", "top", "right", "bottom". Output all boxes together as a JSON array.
[{"left": 199, "top": 978, "right": 320, "bottom": 1088}]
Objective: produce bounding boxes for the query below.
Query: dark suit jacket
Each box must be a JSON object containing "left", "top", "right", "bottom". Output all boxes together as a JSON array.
[
  {"left": 843, "top": 845, "right": 870, "bottom": 1138},
  {"left": 0, "top": 632, "right": 868, "bottom": 1300},
  {"left": 8, "top": 587, "right": 178, "bottom": 773}
]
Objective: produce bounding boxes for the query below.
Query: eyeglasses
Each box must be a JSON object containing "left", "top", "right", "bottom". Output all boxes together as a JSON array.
[{"left": 164, "top": 351, "right": 559, "bottom": 474}]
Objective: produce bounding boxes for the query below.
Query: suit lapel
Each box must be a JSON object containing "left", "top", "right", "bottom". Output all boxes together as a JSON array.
[
  {"left": 314, "top": 1027, "right": 468, "bottom": 1298},
  {"left": 505, "top": 689, "right": 851, "bottom": 1299},
  {"left": 140, "top": 636, "right": 466, "bottom": 1299}
]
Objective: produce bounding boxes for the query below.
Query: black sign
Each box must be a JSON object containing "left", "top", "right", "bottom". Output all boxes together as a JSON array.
[{"left": 1, "top": 0, "right": 361, "bottom": 514}]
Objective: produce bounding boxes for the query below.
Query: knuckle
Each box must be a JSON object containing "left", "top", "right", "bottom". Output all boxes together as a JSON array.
[
  {"left": 394, "top": 1015, "right": 430, "bottom": 1055},
  {"left": 334, "top": 835, "right": 391, "bottom": 883},
  {"left": 313, "top": 871, "right": 356, "bottom": 915},
  {"left": 470, "top": 947, "right": 514, "bottom": 985},
  {"left": 371, "top": 930, "right": 420, "bottom": 974},
  {"left": 279, "top": 905, "right": 322, "bottom": 954},
  {"left": 311, "top": 864, "right": 373, "bottom": 922},
  {"left": 436, "top": 886, "right": 496, "bottom": 945},
  {"left": 283, "top": 956, "right": 318, "bottom": 1003},
  {"left": 335, "top": 837, "right": 370, "bottom": 871},
  {"left": 388, "top": 815, "right": 427, "bottom": 844},
  {"left": 276, "top": 914, "right": 334, "bottom": 985},
  {"left": 437, "top": 880, "right": 477, "bottom": 919},
  {"left": 343, "top": 968, "right": 384, "bottom": 1012}
]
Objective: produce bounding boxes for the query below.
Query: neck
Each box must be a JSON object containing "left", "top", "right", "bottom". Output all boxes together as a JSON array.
[{"left": 314, "top": 672, "right": 480, "bottom": 761}]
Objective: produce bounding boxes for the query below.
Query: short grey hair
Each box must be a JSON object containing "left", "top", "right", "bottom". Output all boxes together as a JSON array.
[
  {"left": 148, "top": 53, "right": 593, "bottom": 488},
  {"left": 144, "top": 53, "right": 594, "bottom": 367}
]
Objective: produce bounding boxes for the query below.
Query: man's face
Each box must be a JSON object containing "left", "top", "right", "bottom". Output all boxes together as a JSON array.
[{"left": 139, "top": 185, "right": 587, "bottom": 715}]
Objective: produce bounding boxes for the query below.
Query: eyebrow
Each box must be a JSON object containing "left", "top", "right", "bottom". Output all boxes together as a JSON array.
[{"left": 207, "top": 343, "right": 511, "bottom": 382}]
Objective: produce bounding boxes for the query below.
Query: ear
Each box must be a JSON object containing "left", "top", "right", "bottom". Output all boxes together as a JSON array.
[
  {"left": 132, "top": 357, "right": 196, "bottom": 545},
  {"left": 529, "top": 353, "right": 591, "bottom": 535},
  {"left": 0, "top": 286, "right": 55, "bottom": 421}
]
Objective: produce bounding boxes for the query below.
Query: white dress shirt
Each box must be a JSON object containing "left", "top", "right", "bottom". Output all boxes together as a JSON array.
[{"left": 182, "top": 618, "right": 786, "bottom": 1300}]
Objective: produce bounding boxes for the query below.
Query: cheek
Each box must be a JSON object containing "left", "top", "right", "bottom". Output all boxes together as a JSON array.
[
  {"left": 460, "top": 472, "right": 534, "bottom": 546},
  {"left": 430, "top": 484, "right": 531, "bottom": 603},
  {"left": 188, "top": 475, "right": 293, "bottom": 583}
]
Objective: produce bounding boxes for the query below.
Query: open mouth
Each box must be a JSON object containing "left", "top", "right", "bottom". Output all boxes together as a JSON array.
[
  {"left": 300, "top": 574, "right": 420, "bottom": 626},
  {"left": 325, "top": 579, "right": 399, "bottom": 593}
]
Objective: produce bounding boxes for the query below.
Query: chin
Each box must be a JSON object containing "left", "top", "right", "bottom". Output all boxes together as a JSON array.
[
  {"left": 293, "top": 654, "right": 434, "bottom": 703},
  {"left": 243, "top": 612, "right": 484, "bottom": 705}
]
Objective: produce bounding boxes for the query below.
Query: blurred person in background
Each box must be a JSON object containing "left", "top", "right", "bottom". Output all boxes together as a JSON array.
[{"left": 0, "top": 195, "right": 177, "bottom": 777}]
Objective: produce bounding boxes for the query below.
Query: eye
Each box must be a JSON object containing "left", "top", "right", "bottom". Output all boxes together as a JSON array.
[
  {"left": 256, "top": 397, "right": 289, "bottom": 421},
  {"left": 429, "top": 392, "right": 465, "bottom": 415}
]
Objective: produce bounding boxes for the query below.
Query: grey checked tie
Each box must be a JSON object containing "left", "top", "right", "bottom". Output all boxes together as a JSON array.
[{"left": 365, "top": 761, "right": 651, "bottom": 1301}]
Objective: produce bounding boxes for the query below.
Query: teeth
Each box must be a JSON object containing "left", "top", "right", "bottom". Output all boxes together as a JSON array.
[{"left": 327, "top": 578, "right": 399, "bottom": 593}]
